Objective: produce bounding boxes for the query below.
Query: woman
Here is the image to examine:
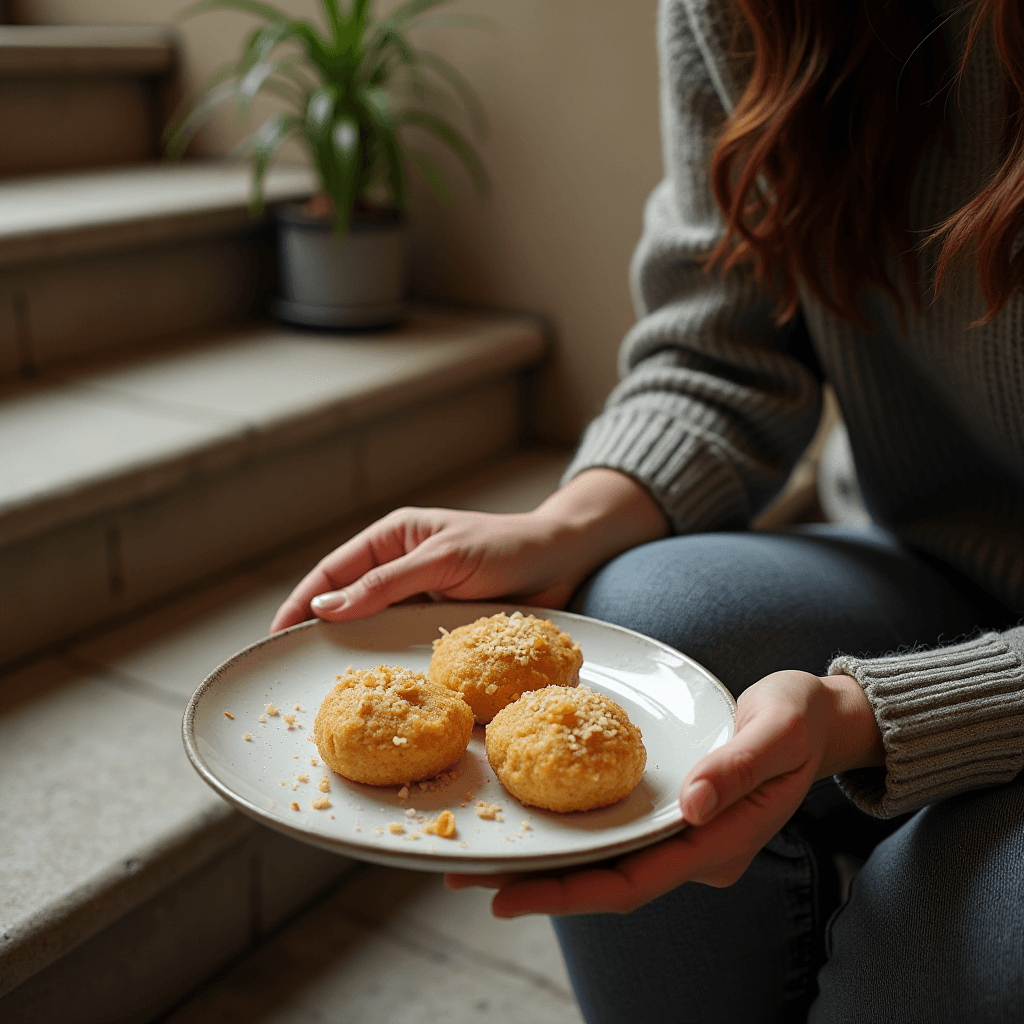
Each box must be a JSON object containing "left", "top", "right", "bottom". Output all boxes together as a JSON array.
[{"left": 272, "top": 0, "right": 1024, "bottom": 1019}]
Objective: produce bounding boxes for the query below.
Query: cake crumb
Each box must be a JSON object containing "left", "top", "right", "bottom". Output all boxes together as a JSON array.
[
  {"left": 404, "top": 807, "right": 417, "bottom": 819},
  {"left": 243, "top": 732, "right": 252, "bottom": 742},
  {"left": 294, "top": 703, "right": 302, "bottom": 711},
  {"left": 496, "top": 813, "right": 504, "bottom": 822},
  {"left": 475, "top": 801, "right": 502, "bottom": 820},
  {"left": 460, "top": 842, "right": 468, "bottom": 849},
  {"left": 423, "top": 810, "right": 457, "bottom": 838},
  {"left": 387, "top": 822, "right": 406, "bottom": 835},
  {"left": 224, "top": 711, "right": 234, "bottom": 719},
  {"left": 290, "top": 801, "right": 299, "bottom": 811},
  {"left": 418, "top": 781, "right": 428, "bottom": 790},
  {"left": 404, "top": 832, "right": 420, "bottom": 841},
  {"left": 310, "top": 797, "right": 330, "bottom": 810},
  {"left": 258, "top": 715, "right": 267, "bottom": 723},
  {"left": 266, "top": 703, "right": 279, "bottom": 716},
  {"left": 279, "top": 781, "right": 286, "bottom": 786},
  {"left": 398, "top": 786, "right": 409, "bottom": 800},
  {"left": 310, "top": 757, "right": 318, "bottom": 767},
  {"left": 374, "top": 828, "right": 384, "bottom": 835},
  {"left": 318, "top": 777, "right": 330, "bottom": 793},
  {"left": 522, "top": 821, "right": 531, "bottom": 830},
  {"left": 283, "top": 713, "right": 296, "bottom": 729}
]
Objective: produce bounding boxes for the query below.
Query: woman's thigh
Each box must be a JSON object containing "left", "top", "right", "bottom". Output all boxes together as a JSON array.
[
  {"left": 572, "top": 526, "right": 1009, "bottom": 699},
  {"left": 555, "top": 527, "right": 1012, "bottom": 1024},
  {"left": 811, "top": 773, "right": 1024, "bottom": 1024}
]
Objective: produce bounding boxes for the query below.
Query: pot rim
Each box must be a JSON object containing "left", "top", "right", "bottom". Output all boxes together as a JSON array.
[{"left": 277, "top": 202, "right": 405, "bottom": 232}]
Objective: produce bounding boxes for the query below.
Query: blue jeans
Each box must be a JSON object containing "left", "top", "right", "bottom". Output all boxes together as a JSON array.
[{"left": 554, "top": 527, "right": 1023, "bottom": 1023}]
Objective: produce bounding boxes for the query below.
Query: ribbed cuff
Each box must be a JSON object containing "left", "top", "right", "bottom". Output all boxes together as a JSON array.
[
  {"left": 561, "top": 406, "right": 749, "bottom": 534},
  {"left": 830, "top": 632, "right": 1024, "bottom": 818}
]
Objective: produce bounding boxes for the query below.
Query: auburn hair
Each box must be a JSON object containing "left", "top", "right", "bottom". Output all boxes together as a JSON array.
[{"left": 708, "top": 0, "right": 1024, "bottom": 325}]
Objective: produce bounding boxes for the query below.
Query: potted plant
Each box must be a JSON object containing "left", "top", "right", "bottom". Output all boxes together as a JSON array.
[{"left": 167, "top": 0, "right": 488, "bottom": 328}]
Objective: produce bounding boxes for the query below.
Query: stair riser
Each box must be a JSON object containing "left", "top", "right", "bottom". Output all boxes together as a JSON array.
[
  {"left": 0, "top": 376, "right": 522, "bottom": 666},
  {"left": 0, "top": 827, "right": 355, "bottom": 1024},
  {"left": 0, "top": 76, "right": 161, "bottom": 178},
  {"left": 0, "top": 233, "right": 271, "bottom": 381}
]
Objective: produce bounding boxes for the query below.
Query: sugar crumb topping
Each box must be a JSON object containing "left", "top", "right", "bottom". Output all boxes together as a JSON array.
[
  {"left": 290, "top": 801, "right": 299, "bottom": 811},
  {"left": 433, "top": 611, "right": 581, "bottom": 668},
  {"left": 318, "top": 777, "right": 330, "bottom": 793},
  {"left": 224, "top": 711, "right": 234, "bottom": 719},
  {"left": 258, "top": 715, "right": 267, "bottom": 723},
  {"left": 243, "top": 732, "right": 252, "bottom": 742},
  {"left": 310, "top": 797, "right": 330, "bottom": 810},
  {"left": 387, "top": 822, "right": 406, "bottom": 835},
  {"left": 266, "top": 704, "right": 279, "bottom": 716},
  {"left": 295, "top": 773, "right": 309, "bottom": 783},
  {"left": 475, "top": 801, "right": 501, "bottom": 820}
]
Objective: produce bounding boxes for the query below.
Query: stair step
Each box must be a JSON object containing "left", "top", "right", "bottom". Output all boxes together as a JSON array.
[
  {"left": 0, "top": 161, "right": 316, "bottom": 380},
  {"left": 0, "top": 309, "right": 546, "bottom": 666},
  {"left": 0, "top": 449, "right": 570, "bottom": 1023},
  {"left": 0, "top": 26, "right": 179, "bottom": 177}
]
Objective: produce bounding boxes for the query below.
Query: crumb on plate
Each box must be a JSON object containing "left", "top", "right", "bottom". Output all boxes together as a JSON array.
[{"left": 423, "top": 810, "right": 457, "bottom": 839}]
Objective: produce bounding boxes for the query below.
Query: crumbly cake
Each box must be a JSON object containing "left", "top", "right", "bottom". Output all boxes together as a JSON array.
[
  {"left": 429, "top": 611, "right": 583, "bottom": 724},
  {"left": 313, "top": 665, "right": 473, "bottom": 786},
  {"left": 485, "top": 686, "right": 646, "bottom": 812}
]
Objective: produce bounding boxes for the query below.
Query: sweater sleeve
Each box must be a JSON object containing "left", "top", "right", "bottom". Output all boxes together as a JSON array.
[
  {"left": 561, "top": 0, "right": 823, "bottom": 532},
  {"left": 830, "top": 624, "right": 1024, "bottom": 818}
]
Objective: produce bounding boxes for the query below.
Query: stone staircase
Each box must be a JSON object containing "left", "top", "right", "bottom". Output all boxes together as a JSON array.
[{"left": 0, "top": 25, "right": 551, "bottom": 1023}]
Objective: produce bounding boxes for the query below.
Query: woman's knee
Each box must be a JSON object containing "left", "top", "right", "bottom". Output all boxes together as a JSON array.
[{"left": 812, "top": 777, "right": 1024, "bottom": 1023}]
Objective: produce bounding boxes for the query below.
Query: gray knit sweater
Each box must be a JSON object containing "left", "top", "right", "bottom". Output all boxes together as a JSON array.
[{"left": 563, "top": 0, "right": 1024, "bottom": 818}]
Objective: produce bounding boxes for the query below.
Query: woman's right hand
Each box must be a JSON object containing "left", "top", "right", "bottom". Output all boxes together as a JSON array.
[{"left": 269, "top": 468, "right": 669, "bottom": 632}]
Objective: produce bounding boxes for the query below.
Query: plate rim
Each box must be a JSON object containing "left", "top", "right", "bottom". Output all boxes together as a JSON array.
[{"left": 181, "top": 602, "right": 736, "bottom": 873}]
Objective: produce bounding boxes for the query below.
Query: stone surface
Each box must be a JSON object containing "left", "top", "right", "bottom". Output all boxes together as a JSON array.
[
  {"left": 71, "top": 571, "right": 293, "bottom": 703},
  {"left": 360, "top": 377, "right": 521, "bottom": 504},
  {"left": 0, "top": 161, "right": 315, "bottom": 269},
  {"left": 113, "top": 430, "right": 359, "bottom": 609},
  {"left": 10, "top": 234, "right": 266, "bottom": 377},
  {"left": 0, "top": 657, "right": 250, "bottom": 997},
  {"left": 0, "top": 517, "right": 114, "bottom": 665},
  {"left": 160, "top": 867, "right": 583, "bottom": 1024},
  {"left": 0, "top": 838, "right": 253, "bottom": 1024},
  {"left": 0, "top": 75, "right": 159, "bottom": 178},
  {"left": 0, "top": 310, "right": 544, "bottom": 551},
  {"left": 255, "top": 830, "right": 355, "bottom": 937},
  {"left": 0, "top": 25, "right": 176, "bottom": 76}
]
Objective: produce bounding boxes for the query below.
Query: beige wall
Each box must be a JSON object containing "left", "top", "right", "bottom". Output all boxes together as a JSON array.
[{"left": 16, "top": 0, "right": 663, "bottom": 443}]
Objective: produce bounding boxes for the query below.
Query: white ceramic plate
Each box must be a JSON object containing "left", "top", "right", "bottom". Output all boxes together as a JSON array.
[{"left": 183, "top": 603, "right": 735, "bottom": 874}]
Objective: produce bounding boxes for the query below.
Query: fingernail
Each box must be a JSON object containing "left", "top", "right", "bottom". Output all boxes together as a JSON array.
[
  {"left": 683, "top": 779, "right": 717, "bottom": 825},
  {"left": 311, "top": 589, "right": 347, "bottom": 613}
]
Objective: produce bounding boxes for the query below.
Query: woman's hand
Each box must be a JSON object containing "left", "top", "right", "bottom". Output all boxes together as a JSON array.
[
  {"left": 445, "top": 670, "right": 884, "bottom": 917},
  {"left": 270, "top": 468, "right": 668, "bottom": 631}
]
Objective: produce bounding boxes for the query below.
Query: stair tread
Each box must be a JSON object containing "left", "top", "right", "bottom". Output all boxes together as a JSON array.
[
  {"left": 0, "top": 450, "right": 569, "bottom": 1001},
  {"left": 0, "top": 25, "right": 176, "bottom": 77},
  {"left": 0, "top": 309, "right": 545, "bottom": 548},
  {"left": 0, "top": 161, "right": 316, "bottom": 269}
]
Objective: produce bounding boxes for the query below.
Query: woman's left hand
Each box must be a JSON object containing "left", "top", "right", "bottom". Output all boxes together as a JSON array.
[{"left": 446, "top": 670, "right": 884, "bottom": 917}]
